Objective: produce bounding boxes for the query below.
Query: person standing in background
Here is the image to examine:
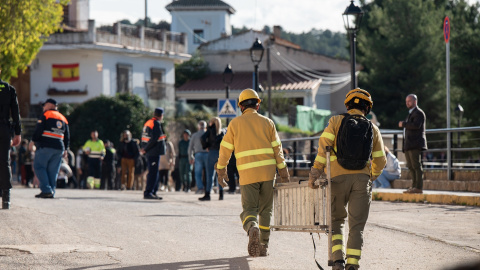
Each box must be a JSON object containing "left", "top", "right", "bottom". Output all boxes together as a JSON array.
[
  {"left": 398, "top": 94, "right": 427, "bottom": 194},
  {"left": 141, "top": 107, "right": 166, "bottom": 200},
  {"left": 32, "top": 98, "right": 69, "bottom": 199},
  {"left": 200, "top": 117, "right": 225, "bottom": 201},
  {"left": 178, "top": 129, "right": 192, "bottom": 192},
  {"left": 188, "top": 121, "right": 208, "bottom": 194},
  {"left": 82, "top": 130, "right": 105, "bottom": 189},
  {"left": 158, "top": 139, "right": 175, "bottom": 192},
  {"left": 0, "top": 70, "right": 22, "bottom": 209},
  {"left": 117, "top": 130, "right": 139, "bottom": 190},
  {"left": 101, "top": 140, "right": 116, "bottom": 190}
]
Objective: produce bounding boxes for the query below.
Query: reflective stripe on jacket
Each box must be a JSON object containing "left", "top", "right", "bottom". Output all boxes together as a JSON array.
[
  {"left": 32, "top": 109, "right": 69, "bottom": 151},
  {"left": 217, "top": 108, "right": 286, "bottom": 185},
  {"left": 141, "top": 117, "right": 166, "bottom": 156},
  {"left": 83, "top": 139, "right": 106, "bottom": 159},
  {"left": 313, "top": 109, "right": 387, "bottom": 178}
]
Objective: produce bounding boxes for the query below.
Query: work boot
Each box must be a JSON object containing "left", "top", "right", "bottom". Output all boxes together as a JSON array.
[
  {"left": 2, "top": 189, "right": 11, "bottom": 209},
  {"left": 332, "top": 260, "right": 345, "bottom": 270},
  {"left": 198, "top": 192, "right": 211, "bottom": 201},
  {"left": 346, "top": 264, "right": 359, "bottom": 270},
  {"left": 259, "top": 244, "right": 268, "bottom": 256},
  {"left": 219, "top": 190, "right": 224, "bottom": 200},
  {"left": 247, "top": 226, "right": 260, "bottom": 257}
]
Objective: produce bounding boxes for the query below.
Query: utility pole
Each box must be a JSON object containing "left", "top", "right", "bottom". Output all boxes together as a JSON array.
[
  {"left": 144, "top": 0, "right": 148, "bottom": 27},
  {"left": 267, "top": 36, "right": 274, "bottom": 119}
]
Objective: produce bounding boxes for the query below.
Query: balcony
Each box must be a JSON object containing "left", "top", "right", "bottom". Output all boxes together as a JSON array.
[{"left": 45, "top": 20, "right": 188, "bottom": 55}]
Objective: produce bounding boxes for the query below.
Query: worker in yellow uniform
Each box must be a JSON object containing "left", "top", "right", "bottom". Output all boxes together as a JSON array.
[
  {"left": 309, "top": 89, "right": 386, "bottom": 270},
  {"left": 215, "top": 89, "right": 290, "bottom": 257},
  {"left": 83, "top": 130, "right": 106, "bottom": 189}
]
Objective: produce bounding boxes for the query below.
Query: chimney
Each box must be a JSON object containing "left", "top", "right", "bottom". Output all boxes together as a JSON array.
[{"left": 273, "top": 25, "right": 282, "bottom": 38}]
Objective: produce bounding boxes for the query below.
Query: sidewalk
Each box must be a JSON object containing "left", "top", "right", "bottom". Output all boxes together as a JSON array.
[{"left": 372, "top": 188, "right": 480, "bottom": 206}]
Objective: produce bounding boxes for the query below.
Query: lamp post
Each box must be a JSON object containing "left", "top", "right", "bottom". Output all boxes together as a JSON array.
[
  {"left": 250, "top": 38, "right": 265, "bottom": 93},
  {"left": 455, "top": 104, "right": 464, "bottom": 148},
  {"left": 223, "top": 64, "right": 234, "bottom": 126},
  {"left": 343, "top": 0, "right": 364, "bottom": 89}
]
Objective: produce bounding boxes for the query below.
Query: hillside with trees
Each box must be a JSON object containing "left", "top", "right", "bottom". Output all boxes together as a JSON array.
[{"left": 233, "top": 25, "right": 350, "bottom": 59}]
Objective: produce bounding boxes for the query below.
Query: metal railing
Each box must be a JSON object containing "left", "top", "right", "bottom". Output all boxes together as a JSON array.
[{"left": 281, "top": 126, "right": 480, "bottom": 179}]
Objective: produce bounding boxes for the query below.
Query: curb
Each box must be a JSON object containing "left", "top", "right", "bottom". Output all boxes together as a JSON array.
[{"left": 372, "top": 191, "right": 480, "bottom": 207}]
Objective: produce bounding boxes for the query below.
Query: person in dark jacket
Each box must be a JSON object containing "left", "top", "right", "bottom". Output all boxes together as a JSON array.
[
  {"left": 398, "top": 94, "right": 427, "bottom": 194},
  {"left": 199, "top": 117, "right": 225, "bottom": 201},
  {"left": 101, "top": 140, "right": 116, "bottom": 190},
  {"left": 0, "top": 73, "right": 22, "bottom": 209},
  {"left": 117, "top": 130, "right": 139, "bottom": 190},
  {"left": 178, "top": 129, "right": 192, "bottom": 192},
  {"left": 32, "top": 98, "right": 69, "bottom": 199},
  {"left": 141, "top": 107, "right": 166, "bottom": 200}
]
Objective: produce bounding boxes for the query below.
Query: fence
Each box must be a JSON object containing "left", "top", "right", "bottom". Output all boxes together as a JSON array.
[{"left": 281, "top": 126, "right": 480, "bottom": 180}]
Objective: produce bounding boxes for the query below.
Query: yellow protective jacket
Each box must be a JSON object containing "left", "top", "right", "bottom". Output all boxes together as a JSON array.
[
  {"left": 217, "top": 108, "right": 287, "bottom": 185},
  {"left": 313, "top": 109, "right": 386, "bottom": 179}
]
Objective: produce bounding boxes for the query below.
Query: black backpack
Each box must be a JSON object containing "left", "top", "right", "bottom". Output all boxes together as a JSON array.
[{"left": 335, "top": 113, "right": 373, "bottom": 170}]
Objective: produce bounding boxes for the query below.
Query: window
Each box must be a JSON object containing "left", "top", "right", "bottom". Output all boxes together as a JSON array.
[
  {"left": 116, "top": 64, "right": 132, "bottom": 93},
  {"left": 193, "top": 29, "right": 204, "bottom": 44},
  {"left": 147, "top": 68, "right": 166, "bottom": 100},
  {"left": 150, "top": 68, "right": 164, "bottom": 83}
]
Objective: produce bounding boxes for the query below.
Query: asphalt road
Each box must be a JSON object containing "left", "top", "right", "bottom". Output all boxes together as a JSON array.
[{"left": 1, "top": 187, "right": 479, "bottom": 270}]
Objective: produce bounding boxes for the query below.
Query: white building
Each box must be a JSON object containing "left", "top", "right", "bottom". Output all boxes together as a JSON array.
[
  {"left": 26, "top": 0, "right": 190, "bottom": 117},
  {"left": 166, "top": 0, "right": 235, "bottom": 54}
]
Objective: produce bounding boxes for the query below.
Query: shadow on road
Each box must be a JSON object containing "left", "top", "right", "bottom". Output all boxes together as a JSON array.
[
  {"left": 67, "top": 256, "right": 251, "bottom": 270},
  {"left": 142, "top": 214, "right": 239, "bottom": 217}
]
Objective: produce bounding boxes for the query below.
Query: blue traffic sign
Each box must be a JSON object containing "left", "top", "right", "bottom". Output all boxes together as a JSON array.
[{"left": 218, "top": 99, "right": 237, "bottom": 118}]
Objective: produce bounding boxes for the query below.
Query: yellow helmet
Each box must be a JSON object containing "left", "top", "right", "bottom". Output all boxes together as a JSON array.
[
  {"left": 344, "top": 88, "right": 373, "bottom": 111},
  {"left": 238, "top": 89, "right": 261, "bottom": 107}
]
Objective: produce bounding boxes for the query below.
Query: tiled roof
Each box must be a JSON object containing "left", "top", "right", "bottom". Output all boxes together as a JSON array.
[
  {"left": 166, "top": 0, "right": 235, "bottom": 14},
  {"left": 177, "top": 71, "right": 320, "bottom": 92}
]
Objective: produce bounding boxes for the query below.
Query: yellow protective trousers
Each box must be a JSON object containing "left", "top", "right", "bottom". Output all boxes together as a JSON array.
[
  {"left": 239, "top": 180, "right": 274, "bottom": 245},
  {"left": 330, "top": 174, "right": 371, "bottom": 267}
]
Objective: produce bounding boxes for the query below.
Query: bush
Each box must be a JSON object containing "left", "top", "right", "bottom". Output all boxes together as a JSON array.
[{"left": 67, "top": 94, "right": 151, "bottom": 151}]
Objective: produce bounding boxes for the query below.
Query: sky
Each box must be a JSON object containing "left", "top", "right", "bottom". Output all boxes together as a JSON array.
[{"left": 89, "top": 0, "right": 352, "bottom": 34}]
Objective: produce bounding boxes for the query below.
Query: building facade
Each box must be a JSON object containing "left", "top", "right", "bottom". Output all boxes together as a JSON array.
[{"left": 166, "top": 0, "right": 235, "bottom": 54}]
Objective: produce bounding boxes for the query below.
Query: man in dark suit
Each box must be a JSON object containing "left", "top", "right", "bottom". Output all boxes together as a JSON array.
[{"left": 399, "top": 94, "right": 427, "bottom": 194}]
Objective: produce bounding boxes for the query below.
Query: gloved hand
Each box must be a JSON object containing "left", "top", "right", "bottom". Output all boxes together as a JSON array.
[
  {"left": 277, "top": 167, "right": 290, "bottom": 183},
  {"left": 308, "top": 167, "right": 324, "bottom": 189},
  {"left": 215, "top": 162, "right": 229, "bottom": 188}
]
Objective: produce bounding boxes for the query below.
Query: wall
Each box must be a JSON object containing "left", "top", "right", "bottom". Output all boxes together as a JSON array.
[
  {"left": 171, "top": 10, "right": 230, "bottom": 54},
  {"left": 102, "top": 52, "right": 175, "bottom": 106},
  {"left": 30, "top": 50, "right": 103, "bottom": 105},
  {"left": 31, "top": 49, "right": 176, "bottom": 108}
]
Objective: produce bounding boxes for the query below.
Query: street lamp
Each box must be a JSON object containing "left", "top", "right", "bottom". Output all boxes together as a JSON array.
[
  {"left": 343, "top": 0, "right": 364, "bottom": 89},
  {"left": 223, "top": 63, "right": 234, "bottom": 125},
  {"left": 250, "top": 38, "right": 265, "bottom": 92},
  {"left": 455, "top": 104, "right": 464, "bottom": 147}
]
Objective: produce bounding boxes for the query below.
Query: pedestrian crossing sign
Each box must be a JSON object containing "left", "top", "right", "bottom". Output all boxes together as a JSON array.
[{"left": 217, "top": 99, "right": 237, "bottom": 118}]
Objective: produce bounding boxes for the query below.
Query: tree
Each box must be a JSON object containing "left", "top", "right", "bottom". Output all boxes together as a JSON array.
[
  {"left": 448, "top": 0, "right": 480, "bottom": 128},
  {"left": 357, "top": 0, "right": 445, "bottom": 129},
  {"left": 174, "top": 52, "right": 209, "bottom": 87},
  {"left": 67, "top": 94, "right": 151, "bottom": 151},
  {"left": 0, "top": 0, "right": 69, "bottom": 81}
]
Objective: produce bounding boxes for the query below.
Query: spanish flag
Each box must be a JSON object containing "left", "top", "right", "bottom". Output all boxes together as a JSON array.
[{"left": 52, "top": 63, "right": 80, "bottom": 82}]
